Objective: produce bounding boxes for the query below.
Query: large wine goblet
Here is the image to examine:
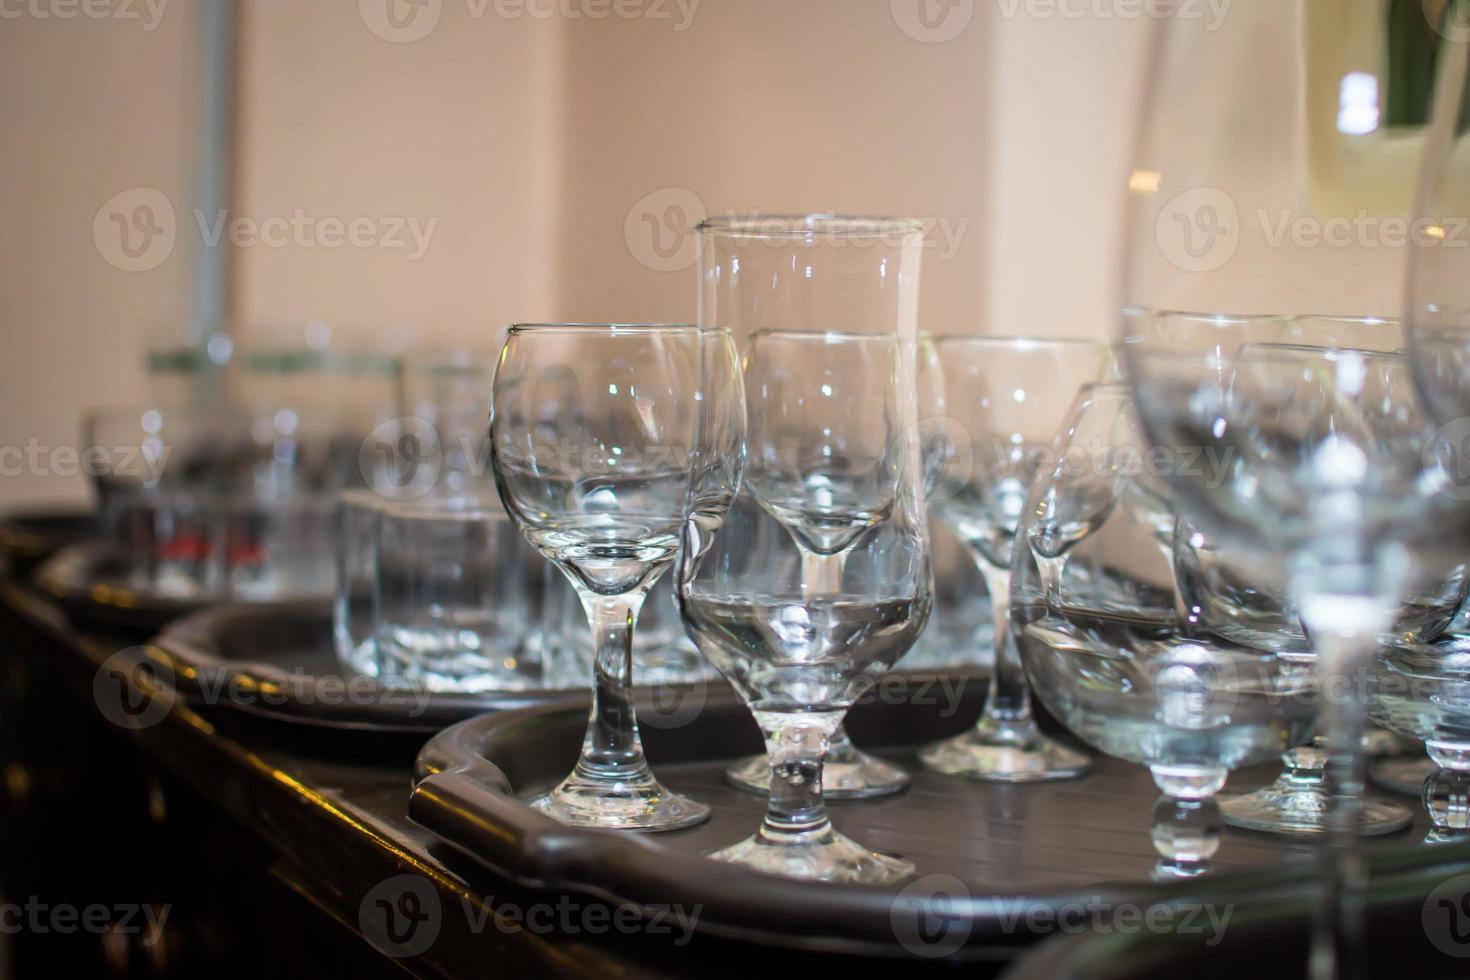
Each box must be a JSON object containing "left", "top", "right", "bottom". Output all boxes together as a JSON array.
[{"left": 1118, "top": 7, "right": 1462, "bottom": 973}]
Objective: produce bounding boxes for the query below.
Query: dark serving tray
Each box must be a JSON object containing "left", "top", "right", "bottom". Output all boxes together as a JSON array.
[
  {"left": 34, "top": 540, "right": 216, "bottom": 635},
  {"left": 408, "top": 691, "right": 1444, "bottom": 962},
  {"left": 1001, "top": 853, "right": 1470, "bottom": 979},
  {"left": 0, "top": 508, "right": 99, "bottom": 577},
  {"left": 149, "top": 602, "right": 602, "bottom": 735}
]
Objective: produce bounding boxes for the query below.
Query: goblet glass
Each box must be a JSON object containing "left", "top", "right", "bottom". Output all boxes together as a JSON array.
[
  {"left": 676, "top": 329, "right": 931, "bottom": 883},
  {"left": 700, "top": 214, "right": 926, "bottom": 801},
  {"left": 1017, "top": 383, "right": 1319, "bottom": 878},
  {"left": 918, "top": 336, "right": 1109, "bottom": 781},
  {"left": 489, "top": 323, "right": 741, "bottom": 831},
  {"left": 1120, "top": 7, "right": 1457, "bottom": 973}
]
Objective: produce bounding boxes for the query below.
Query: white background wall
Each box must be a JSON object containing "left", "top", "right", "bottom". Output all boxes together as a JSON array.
[{"left": 0, "top": 0, "right": 1149, "bottom": 509}]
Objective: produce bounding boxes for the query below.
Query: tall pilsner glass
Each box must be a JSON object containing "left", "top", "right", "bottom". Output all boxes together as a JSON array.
[
  {"left": 685, "top": 214, "right": 930, "bottom": 881},
  {"left": 699, "top": 214, "right": 930, "bottom": 800}
]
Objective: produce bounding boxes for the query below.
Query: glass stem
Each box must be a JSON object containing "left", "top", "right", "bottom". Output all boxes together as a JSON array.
[
  {"left": 572, "top": 589, "right": 650, "bottom": 780},
  {"left": 976, "top": 560, "right": 1030, "bottom": 723},
  {"left": 1034, "top": 553, "right": 1069, "bottom": 609},
  {"left": 1298, "top": 559, "right": 1399, "bottom": 980},
  {"left": 754, "top": 709, "right": 841, "bottom": 841},
  {"left": 800, "top": 548, "right": 846, "bottom": 601}
]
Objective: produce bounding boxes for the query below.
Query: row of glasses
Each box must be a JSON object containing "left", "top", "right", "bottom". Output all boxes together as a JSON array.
[{"left": 484, "top": 217, "right": 944, "bottom": 885}]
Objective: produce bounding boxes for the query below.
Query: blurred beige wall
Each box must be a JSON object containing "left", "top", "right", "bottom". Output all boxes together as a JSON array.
[
  {"left": 0, "top": 3, "right": 196, "bottom": 509},
  {"left": 0, "top": 0, "right": 1148, "bottom": 509}
]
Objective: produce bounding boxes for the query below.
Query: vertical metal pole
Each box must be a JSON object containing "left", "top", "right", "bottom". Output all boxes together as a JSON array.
[{"left": 194, "top": 0, "right": 237, "bottom": 336}]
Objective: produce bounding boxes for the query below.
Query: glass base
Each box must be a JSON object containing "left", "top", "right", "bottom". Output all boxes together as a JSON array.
[
  {"left": 725, "top": 743, "right": 910, "bottom": 800},
  {"left": 706, "top": 824, "right": 914, "bottom": 884},
  {"left": 1219, "top": 780, "right": 1412, "bottom": 838},
  {"left": 1370, "top": 756, "right": 1437, "bottom": 798},
  {"left": 529, "top": 766, "right": 710, "bottom": 833},
  {"left": 918, "top": 716, "right": 1091, "bottom": 783}
]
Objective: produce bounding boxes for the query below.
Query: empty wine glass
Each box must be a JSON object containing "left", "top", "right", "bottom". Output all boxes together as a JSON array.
[
  {"left": 701, "top": 214, "right": 926, "bottom": 801},
  {"left": 918, "top": 336, "right": 1109, "bottom": 781},
  {"left": 1017, "top": 383, "right": 1320, "bottom": 877},
  {"left": 676, "top": 328, "right": 931, "bottom": 883},
  {"left": 490, "top": 323, "right": 741, "bottom": 831},
  {"left": 1125, "top": 327, "right": 1443, "bottom": 971},
  {"left": 1118, "top": 7, "right": 1465, "bottom": 972}
]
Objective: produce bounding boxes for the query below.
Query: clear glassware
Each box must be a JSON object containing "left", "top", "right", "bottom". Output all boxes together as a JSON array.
[
  {"left": 371, "top": 495, "right": 540, "bottom": 692},
  {"left": 677, "top": 330, "right": 930, "bottom": 883},
  {"left": 904, "top": 334, "right": 996, "bottom": 672},
  {"left": 918, "top": 336, "right": 1109, "bottom": 781},
  {"left": 1119, "top": 8, "right": 1457, "bottom": 973},
  {"left": 1017, "top": 383, "right": 1320, "bottom": 877},
  {"left": 700, "top": 214, "right": 926, "bottom": 802},
  {"left": 229, "top": 344, "right": 398, "bottom": 600},
  {"left": 83, "top": 405, "right": 231, "bottom": 598},
  {"left": 490, "top": 323, "right": 742, "bottom": 831},
  {"left": 333, "top": 489, "right": 386, "bottom": 677},
  {"left": 399, "top": 348, "right": 498, "bottom": 498},
  {"left": 720, "top": 328, "right": 916, "bottom": 799}
]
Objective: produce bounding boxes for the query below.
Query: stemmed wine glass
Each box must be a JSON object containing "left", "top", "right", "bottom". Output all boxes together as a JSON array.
[
  {"left": 489, "top": 323, "right": 742, "bottom": 831},
  {"left": 1119, "top": 8, "right": 1460, "bottom": 974},
  {"left": 919, "top": 336, "right": 1109, "bottom": 781},
  {"left": 676, "top": 328, "right": 932, "bottom": 883},
  {"left": 701, "top": 214, "right": 925, "bottom": 800}
]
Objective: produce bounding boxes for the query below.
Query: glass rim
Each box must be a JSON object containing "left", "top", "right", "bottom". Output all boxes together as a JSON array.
[
  {"left": 1126, "top": 345, "right": 1409, "bottom": 368},
  {"left": 375, "top": 497, "right": 512, "bottom": 521},
  {"left": 507, "top": 323, "right": 702, "bottom": 336},
  {"left": 1142, "top": 309, "right": 1402, "bottom": 327},
  {"left": 695, "top": 213, "right": 925, "bottom": 239},
  {"left": 930, "top": 334, "right": 1106, "bottom": 350},
  {"left": 749, "top": 327, "right": 901, "bottom": 342}
]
